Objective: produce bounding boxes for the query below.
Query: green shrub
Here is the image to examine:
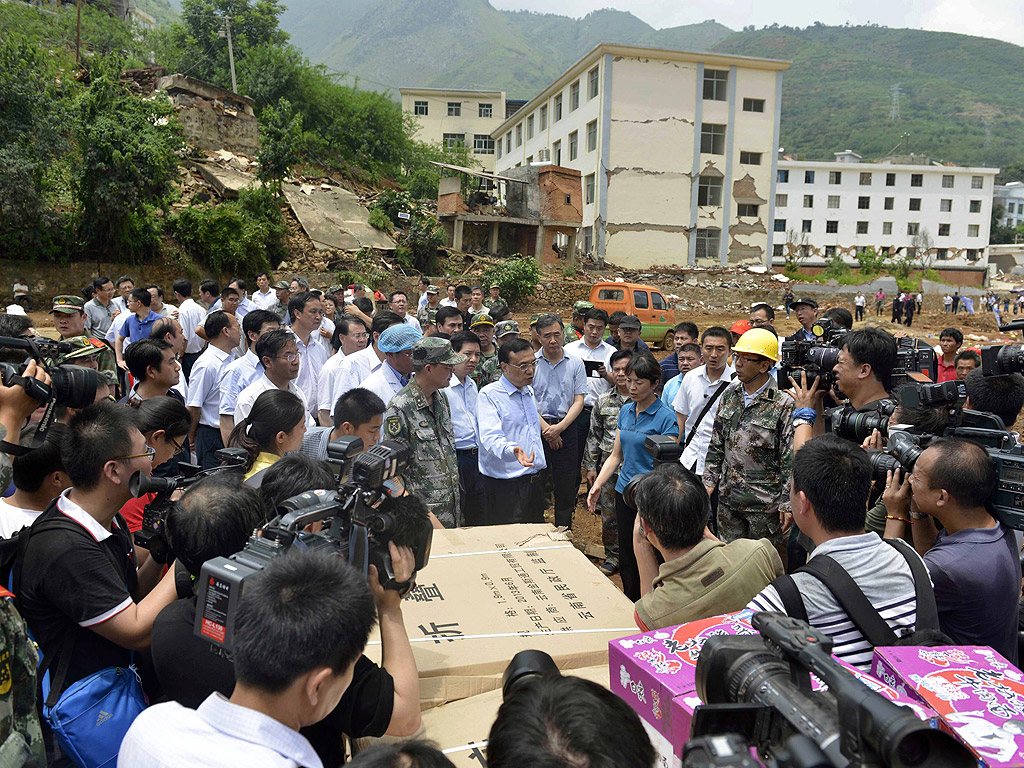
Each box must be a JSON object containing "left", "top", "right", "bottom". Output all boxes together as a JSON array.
[
  {"left": 823, "top": 253, "right": 852, "bottom": 280},
  {"left": 372, "top": 190, "right": 416, "bottom": 227},
  {"left": 403, "top": 217, "right": 445, "bottom": 274},
  {"left": 855, "top": 246, "right": 885, "bottom": 278},
  {"left": 167, "top": 186, "right": 284, "bottom": 275},
  {"left": 368, "top": 207, "right": 394, "bottom": 234},
  {"left": 482, "top": 255, "right": 541, "bottom": 307}
]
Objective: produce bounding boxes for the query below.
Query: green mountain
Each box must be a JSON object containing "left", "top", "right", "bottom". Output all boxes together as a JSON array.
[{"left": 276, "top": 0, "right": 1023, "bottom": 168}]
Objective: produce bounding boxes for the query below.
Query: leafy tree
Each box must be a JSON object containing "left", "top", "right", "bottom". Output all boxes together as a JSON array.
[
  {"left": 855, "top": 246, "right": 885, "bottom": 277},
  {"left": 0, "top": 32, "right": 73, "bottom": 256},
  {"left": 482, "top": 256, "right": 542, "bottom": 307},
  {"left": 257, "top": 97, "right": 302, "bottom": 191},
  {"left": 73, "top": 57, "right": 184, "bottom": 258}
]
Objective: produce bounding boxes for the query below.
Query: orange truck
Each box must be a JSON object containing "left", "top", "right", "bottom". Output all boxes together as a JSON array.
[{"left": 590, "top": 281, "right": 677, "bottom": 350}]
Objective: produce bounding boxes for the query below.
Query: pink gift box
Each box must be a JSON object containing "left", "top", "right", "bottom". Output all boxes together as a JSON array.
[{"left": 873, "top": 646, "right": 1024, "bottom": 767}]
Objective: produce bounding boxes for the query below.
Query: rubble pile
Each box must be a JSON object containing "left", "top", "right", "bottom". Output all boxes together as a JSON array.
[{"left": 120, "top": 66, "right": 167, "bottom": 95}]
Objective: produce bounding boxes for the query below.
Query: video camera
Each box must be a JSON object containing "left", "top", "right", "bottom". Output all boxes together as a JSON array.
[
  {"left": 777, "top": 318, "right": 845, "bottom": 392},
  {"left": 851, "top": 380, "right": 1024, "bottom": 530},
  {"left": 0, "top": 336, "right": 102, "bottom": 454},
  {"left": 890, "top": 337, "right": 937, "bottom": 392},
  {"left": 194, "top": 436, "right": 433, "bottom": 651},
  {"left": 621, "top": 435, "right": 683, "bottom": 510},
  {"left": 128, "top": 447, "right": 249, "bottom": 564},
  {"left": 685, "top": 611, "right": 973, "bottom": 768}
]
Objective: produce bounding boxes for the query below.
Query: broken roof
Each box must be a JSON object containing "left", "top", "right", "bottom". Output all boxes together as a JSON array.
[{"left": 429, "top": 161, "right": 527, "bottom": 184}]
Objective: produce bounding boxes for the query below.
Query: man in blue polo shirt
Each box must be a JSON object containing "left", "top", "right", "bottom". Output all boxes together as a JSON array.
[
  {"left": 477, "top": 338, "right": 548, "bottom": 525},
  {"left": 533, "top": 314, "right": 587, "bottom": 529},
  {"left": 115, "top": 287, "right": 162, "bottom": 371}
]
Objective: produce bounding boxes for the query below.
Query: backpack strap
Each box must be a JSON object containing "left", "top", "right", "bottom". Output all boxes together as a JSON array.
[
  {"left": 883, "top": 538, "right": 939, "bottom": 631},
  {"left": 796, "top": 555, "right": 900, "bottom": 647},
  {"left": 770, "top": 574, "right": 809, "bottom": 624}
]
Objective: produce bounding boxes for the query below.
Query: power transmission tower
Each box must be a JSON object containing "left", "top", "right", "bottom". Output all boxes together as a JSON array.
[
  {"left": 889, "top": 84, "right": 901, "bottom": 121},
  {"left": 219, "top": 16, "right": 237, "bottom": 93}
]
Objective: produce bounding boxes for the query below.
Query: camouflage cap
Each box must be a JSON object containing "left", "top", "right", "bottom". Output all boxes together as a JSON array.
[
  {"left": 426, "top": 284, "right": 440, "bottom": 294},
  {"left": 529, "top": 313, "right": 544, "bottom": 326},
  {"left": 412, "top": 336, "right": 466, "bottom": 368},
  {"left": 327, "top": 284, "right": 346, "bottom": 294},
  {"left": 56, "top": 335, "right": 107, "bottom": 364},
  {"left": 273, "top": 280, "right": 291, "bottom": 290},
  {"left": 50, "top": 295, "right": 84, "bottom": 315},
  {"left": 494, "top": 320, "right": 520, "bottom": 338},
  {"left": 489, "top": 282, "right": 500, "bottom": 290},
  {"left": 573, "top": 300, "right": 595, "bottom": 315},
  {"left": 469, "top": 312, "right": 495, "bottom": 328}
]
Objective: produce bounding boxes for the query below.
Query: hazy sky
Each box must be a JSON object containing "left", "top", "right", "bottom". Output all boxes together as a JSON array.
[{"left": 489, "top": 0, "right": 1023, "bottom": 46}]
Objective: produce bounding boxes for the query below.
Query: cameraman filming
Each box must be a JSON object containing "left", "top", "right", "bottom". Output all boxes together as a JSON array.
[
  {"left": 123, "top": 550, "right": 379, "bottom": 768},
  {"left": 152, "top": 471, "right": 422, "bottom": 767},
  {"left": 881, "top": 438, "right": 1020, "bottom": 662}
]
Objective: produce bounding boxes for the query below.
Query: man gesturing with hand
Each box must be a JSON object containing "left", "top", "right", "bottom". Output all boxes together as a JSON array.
[{"left": 476, "top": 338, "right": 547, "bottom": 525}]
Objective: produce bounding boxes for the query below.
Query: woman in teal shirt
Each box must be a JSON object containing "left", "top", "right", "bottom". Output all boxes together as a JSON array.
[{"left": 587, "top": 354, "right": 678, "bottom": 600}]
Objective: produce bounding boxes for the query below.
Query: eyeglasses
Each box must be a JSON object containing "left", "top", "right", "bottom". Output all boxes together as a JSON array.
[
  {"left": 351, "top": 333, "right": 369, "bottom": 341},
  {"left": 508, "top": 361, "right": 537, "bottom": 371},
  {"left": 169, "top": 436, "right": 185, "bottom": 456},
  {"left": 114, "top": 445, "right": 156, "bottom": 463},
  {"left": 734, "top": 354, "right": 766, "bottom": 365},
  {"left": 276, "top": 353, "right": 300, "bottom": 363}
]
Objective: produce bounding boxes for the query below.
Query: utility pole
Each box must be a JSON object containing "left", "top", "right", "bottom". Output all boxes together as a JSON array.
[
  {"left": 220, "top": 15, "right": 237, "bottom": 93},
  {"left": 75, "top": 0, "right": 82, "bottom": 68}
]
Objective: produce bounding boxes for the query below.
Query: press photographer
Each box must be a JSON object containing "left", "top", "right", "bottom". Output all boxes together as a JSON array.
[
  {"left": 122, "top": 550, "right": 381, "bottom": 767},
  {"left": 746, "top": 434, "right": 934, "bottom": 670},
  {"left": 631, "top": 463, "right": 782, "bottom": 631},
  {"left": 881, "top": 437, "right": 1020, "bottom": 662},
  {"left": 150, "top": 471, "right": 422, "bottom": 767}
]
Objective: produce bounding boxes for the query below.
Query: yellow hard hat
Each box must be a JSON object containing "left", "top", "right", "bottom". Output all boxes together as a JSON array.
[{"left": 732, "top": 328, "right": 779, "bottom": 362}]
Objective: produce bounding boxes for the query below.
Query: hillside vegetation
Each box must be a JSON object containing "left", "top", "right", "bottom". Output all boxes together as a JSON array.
[{"left": 277, "top": 0, "right": 1024, "bottom": 169}]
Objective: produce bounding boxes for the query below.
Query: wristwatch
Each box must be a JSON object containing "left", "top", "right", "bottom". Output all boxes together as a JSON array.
[{"left": 793, "top": 419, "right": 815, "bottom": 429}]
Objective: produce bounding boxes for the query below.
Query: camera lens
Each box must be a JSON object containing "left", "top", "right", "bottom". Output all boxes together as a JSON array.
[
  {"left": 807, "top": 346, "right": 840, "bottom": 371},
  {"left": 49, "top": 365, "right": 99, "bottom": 409},
  {"left": 888, "top": 431, "right": 923, "bottom": 473},
  {"left": 989, "top": 345, "right": 1024, "bottom": 375},
  {"left": 622, "top": 473, "right": 644, "bottom": 511},
  {"left": 833, "top": 409, "right": 889, "bottom": 443},
  {"left": 865, "top": 449, "right": 900, "bottom": 483}
]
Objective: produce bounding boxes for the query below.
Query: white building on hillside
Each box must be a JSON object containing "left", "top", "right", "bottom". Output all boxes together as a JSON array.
[
  {"left": 772, "top": 152, "right": 998, "bottom": 270},
  {"left": 995, "top": 182, "right": 1024, "bottom": 229},
  {"left": 400, "top": 88, "right": 509, "bottom": 173},
  {"left": 490, "top": 43, "right": 789, "bottom": 269}
]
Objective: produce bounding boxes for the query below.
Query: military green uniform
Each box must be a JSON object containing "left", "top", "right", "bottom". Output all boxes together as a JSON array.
[
  {"left": 0, "top": 435, "right": 44, "bottom": 768},
  {"left": 384, "top": 378, "right": 461, "bottom": 528},
  {"left": 562, "top": 326, "right": 583, "bottom": 346},
  {"left": 268, "top": 301, "right": 287, "bottom": 321},
  {"left": 417, "top": 303, "right": 440, "bottom": 327},
  {"left": 471, "top": 349, "right": 497, "bottom": 389},
  {"left": 584, "top": 388, "right": 627, "bottom": 566},
  {"left": 702, "top": 378, "right": 794, "bottom": 548}
]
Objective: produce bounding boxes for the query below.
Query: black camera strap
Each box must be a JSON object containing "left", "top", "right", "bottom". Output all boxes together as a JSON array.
[{"left": 682, "top": 380, "right": 730, "bottom": 450}]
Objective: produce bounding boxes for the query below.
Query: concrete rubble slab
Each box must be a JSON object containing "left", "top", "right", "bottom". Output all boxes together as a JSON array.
[
  {"left": 193, "top": 162, "right": 263, "bottom": 199},
  {"left": 283, "top": 184, "right": 396, "bottom": 252}
]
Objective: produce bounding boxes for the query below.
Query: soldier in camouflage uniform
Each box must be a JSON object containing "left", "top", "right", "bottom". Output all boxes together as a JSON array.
[
  {"left": 469, "top": 313, "right": 496, "bottom": 389},
  {"left": 53, "top": 336, "right": 117, "bottom": 398},
  {"left": 477, "top": 320, "right": 519, "bottom": 388},
  {"left": 0, "top": 434, "right": 45, "bottom": 768},
  {"left": 583, "top": 351, "right": 632, "bottom": 574},
  {"left": 563, "top": 301, "right": 593, "bottom": 346},
  {"left": 483, "top": 283, "right": 502, "bottom": 310},
  {"left": 384, "top": 337, "right": 466, "bottom": 528},
  {"left": 49, "top": 296, "right": 118, "bottom": 390},
  {"left": 267, "top": 280, "right": 291, "bottom": 321},
  {"left": 417, "top": 285, "right": 441, "bottom": 328},
  {"left": 702, "top": 329, "right": 794, "bottom": 550}
]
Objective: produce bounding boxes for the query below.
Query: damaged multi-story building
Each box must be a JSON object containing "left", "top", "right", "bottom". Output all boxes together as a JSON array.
[{"left": 490, "top": 43, "right": 789, "bottom": 269}]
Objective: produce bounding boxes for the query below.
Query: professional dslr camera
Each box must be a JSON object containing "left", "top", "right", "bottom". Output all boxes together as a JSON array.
[
  {"left": 777, "top": 318, "right": 846, "bottom": 392},
  {"left": 621, "top": 435, "right": 683, "bottom": 510},
  {"left": 857, "top": 379, "right": 1024, "bottom": 531},
  {"left": 128, "top": 448, "right": 249, "bottom": 564},
  {"left": 684, "top": 611, "right": 973, "bottom": 768},
  {"left": 195, "top": 436, "right": 433, "bottom": 651},
  {"left": 0, "top": 335, "right": 103, "bottom": 453}
]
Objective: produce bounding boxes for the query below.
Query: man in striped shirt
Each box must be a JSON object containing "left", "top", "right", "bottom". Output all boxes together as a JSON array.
[{"left": 746, "top": 434, "right": 925, "bottom": 670}]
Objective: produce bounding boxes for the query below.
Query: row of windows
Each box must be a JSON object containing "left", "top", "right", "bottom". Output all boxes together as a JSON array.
[
  {"left": 778, "top": 169, "right": 986, "bottom": 189},
  {"left": 776, "top": 194, "right": 984, "bottom": 213},
  {"left": 414, "top": 101, "right": 495, "bottom": 118},
  {"left": 1001, "top": 202, "right": 1024, "bottom": 215},
  {"left": 501, "top": 66, "right": 599, "bottom": 150},
  {"left": 774, "top": 219, "right": 982, "bottom": 237},
  {"left": 773, "top": 244, "right": 982, "bottom": 262},
  {"left": 498, "top": 120, "right": 598, "bottom": 161},
  {"left": 442, "top": 133, "right": 495, "bottom": 154}
]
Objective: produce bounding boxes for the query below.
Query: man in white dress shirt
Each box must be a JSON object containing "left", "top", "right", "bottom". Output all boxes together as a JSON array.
[
  {"left": 173, "top": 278, "right": 209, "bottom": 381},
  {"left": 359, "top": 324, "right": 420, "bottom": 409},
  {"left": 251, "top": 271, "right": 277, "bottom": 310},
  {"left": 186, "top": 311, "right": 241, "bottom": 469},
  {"left": 327, "top": 312, "right": 403, "bottom": 418},
  {"left": 316, "top": 317, "right": 369, "bottom": 426},
  {"left": 236, "top": 329, "right": 315, "bottom": 427},
  {"left": 287, "top": 292, "right": 330, "bottom": 420},
  {"left": 119, "top": 551, "right": 383, "bottom": 768}
]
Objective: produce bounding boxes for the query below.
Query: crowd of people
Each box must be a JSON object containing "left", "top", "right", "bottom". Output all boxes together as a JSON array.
[{"left": 0, "top": 268, "right": 1021, "bottom": 767}]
